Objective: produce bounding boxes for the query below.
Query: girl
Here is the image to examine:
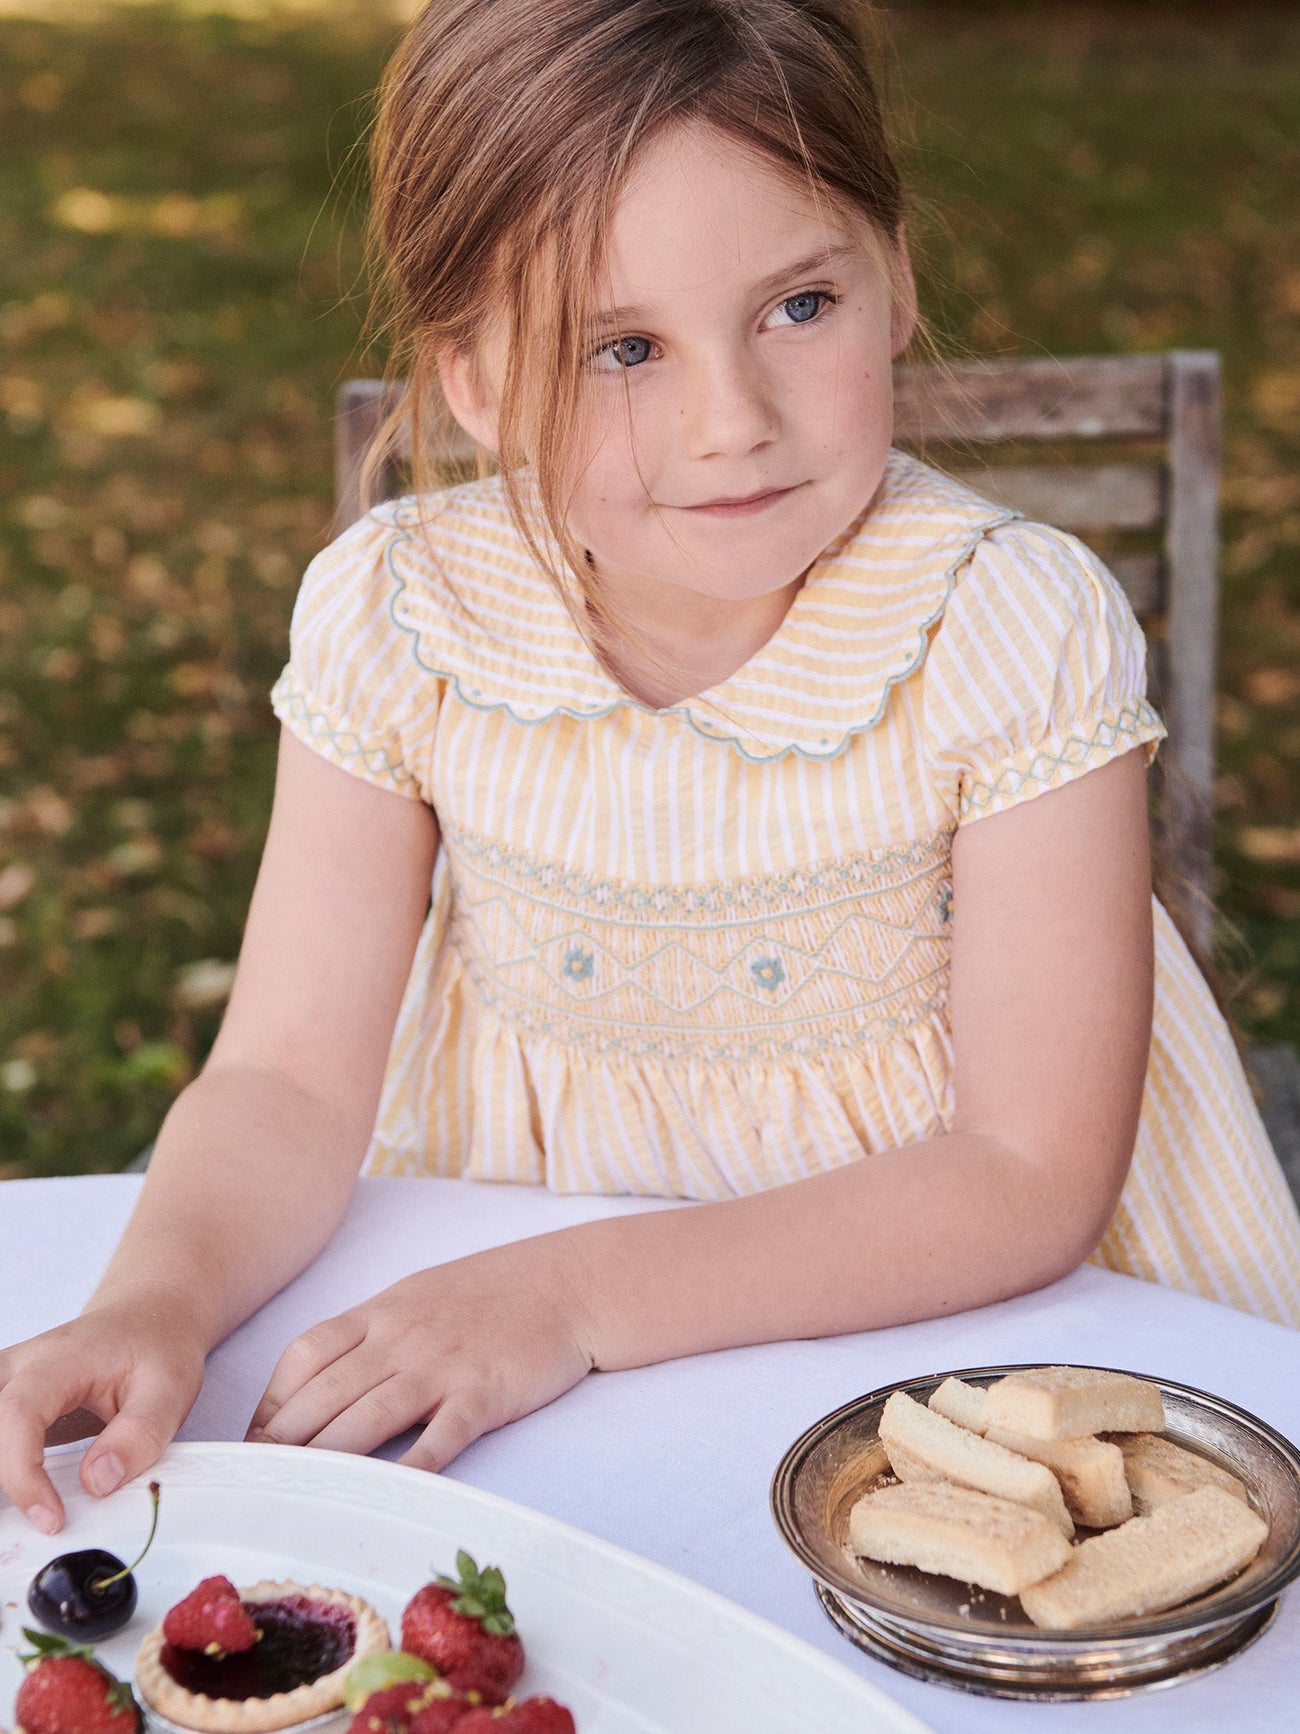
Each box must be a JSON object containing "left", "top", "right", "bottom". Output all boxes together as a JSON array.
[{"left": 3, "top": 0, "right": 1299, "bottom": 1535}]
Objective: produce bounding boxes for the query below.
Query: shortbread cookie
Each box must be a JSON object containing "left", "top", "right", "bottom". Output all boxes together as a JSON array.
[
  {"left": 928, "top": 1377, "right": 989, "bottom": 1435},
  {"left": 1108, "top": 1431, "right": 1249, "bottom": 1514},
  {"left": 880, "top": 1390, "right": 1074, "bottom": 1536},
  {"left": 984, "top": 1427, "right": 1132, "bottom": 1529},
  {"left": 981, "top": 1367, "right": 1164, "bottom": 1441},
  {"left": 850, "top": 1480, "right": 1072, "bottom": 1596},
  {"left": 1020, "top": 1486, "right": 1267, "bottom": 1629}
]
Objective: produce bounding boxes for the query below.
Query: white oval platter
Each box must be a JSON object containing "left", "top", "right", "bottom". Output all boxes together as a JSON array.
[{"left": 0, "top": 1441, "right": 930, "bottom": 1733}]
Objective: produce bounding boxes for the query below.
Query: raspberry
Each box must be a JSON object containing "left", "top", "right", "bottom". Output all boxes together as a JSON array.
[
  {"left": 347, "top": 1678, "right": 472, "bottom": 1732},
  {"left": 162, "top": 1575, "right": 258, "bottom": 1654},
  {"left": 458, "top": 1699, "right": 576, "bottom": 1733}
]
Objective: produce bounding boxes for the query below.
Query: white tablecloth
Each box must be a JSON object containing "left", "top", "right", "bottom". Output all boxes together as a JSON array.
[{"left": 4, "top": 1174, "right": 1299, "bottom": 1733}]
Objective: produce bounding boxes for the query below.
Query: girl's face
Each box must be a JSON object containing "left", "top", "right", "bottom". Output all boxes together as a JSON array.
[{"left": 444, "top": 121, "right": 915, "bottom": 607}]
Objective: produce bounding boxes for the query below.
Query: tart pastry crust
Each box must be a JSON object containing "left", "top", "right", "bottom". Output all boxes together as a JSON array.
[{"left": 135, "top": 1579, "right": 389, "bottom": 1732}]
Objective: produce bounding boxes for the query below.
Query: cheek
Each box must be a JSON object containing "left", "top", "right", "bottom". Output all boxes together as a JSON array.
[
  {"left": 559, "top": 444, "right": 638, "bottom": 550},
  {"left": 566, "top": 394, "right": 655, "bottom": 506},
  {"left": 808, "top": 327, "right": 895, "bottom": 452}
]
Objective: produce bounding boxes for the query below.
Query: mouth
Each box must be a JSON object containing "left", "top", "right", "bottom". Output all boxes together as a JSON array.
[{"left": 676, "top": 483, "right": 802, "bottom": 518}]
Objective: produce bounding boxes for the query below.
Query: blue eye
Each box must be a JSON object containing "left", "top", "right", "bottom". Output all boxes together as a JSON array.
[
  {"left": 592, "top": 334, "right": 654, "bottom": 370},
  {"left": 784, "top": 293, "right": 821, "bottom": 323},
  {"left": 778, "top": 291, "right": 827, "bottom": 325}
]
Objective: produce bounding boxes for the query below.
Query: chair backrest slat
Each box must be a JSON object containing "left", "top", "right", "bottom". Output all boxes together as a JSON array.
[
  {"left": 336, "top": 379, "right": 401, "bottom": 535},
  {"left": 949, "top": 462, "right": 1164, "bottom": 534},
  {"left": 893, "top": 354, "right": 1167, "bottom": 444},
  {"left": 1105, "top": 554, "right": 1164, "bottom": 620},
  {"left": 1162, "top": 350, "right": 1222, "bottom": 923}
]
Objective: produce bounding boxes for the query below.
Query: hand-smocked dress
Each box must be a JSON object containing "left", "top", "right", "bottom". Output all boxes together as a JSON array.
[{"left": 271, "top": 449, "right": 1300, "bottom": 1327}]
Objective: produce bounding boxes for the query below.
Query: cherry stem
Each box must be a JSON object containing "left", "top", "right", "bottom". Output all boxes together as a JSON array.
[{"left": 91, "top": 1481, "right": 161, "bottom": 1593}]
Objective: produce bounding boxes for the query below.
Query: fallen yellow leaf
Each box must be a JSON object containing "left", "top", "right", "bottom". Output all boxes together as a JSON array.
[
  {"left": 0, "top": 862, "right": 35, "bottom": 909},
  {"left": 69, "top": 394, "right": 163, "bottom": 438},
  {"left": 1238, "top": 825, "right": 1300, "bottom": 865},
  {"left": 1245, "top": 668, "right": 1300, "bottom": 707},
  {"left": 51, "top": 187, "right": 120, "bottom": 234}
]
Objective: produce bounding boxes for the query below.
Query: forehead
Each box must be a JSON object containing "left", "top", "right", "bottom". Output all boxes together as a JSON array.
[{"left": 600, "top": 122, "right": 868, "bottom": 311}]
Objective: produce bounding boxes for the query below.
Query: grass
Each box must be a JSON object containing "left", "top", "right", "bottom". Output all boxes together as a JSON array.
[{"left": 1, "top": 2, "right": 1298, "bottom": 1175}]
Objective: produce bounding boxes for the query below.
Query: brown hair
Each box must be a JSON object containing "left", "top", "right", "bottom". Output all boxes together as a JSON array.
[{"left": 364, "top": 0, "right": 908, "bottom": 631}]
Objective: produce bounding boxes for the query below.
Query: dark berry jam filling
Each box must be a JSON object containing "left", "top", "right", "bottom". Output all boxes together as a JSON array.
[{"left": 161, "top": 1595, "right": 356, "bottom": 1701}]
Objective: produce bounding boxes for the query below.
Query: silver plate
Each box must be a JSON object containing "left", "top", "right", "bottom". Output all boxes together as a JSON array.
[{"left": 771, "top": 1363, "right": 1300, "bottom": 1700}]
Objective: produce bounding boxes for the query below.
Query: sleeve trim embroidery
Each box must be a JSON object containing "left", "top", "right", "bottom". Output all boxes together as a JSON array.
[
  {"left": 271, "top": 672, "right": 423, "bottom": 794},
  {"left": 958, "top": 699, "right": 1166, "bottom": 820}
]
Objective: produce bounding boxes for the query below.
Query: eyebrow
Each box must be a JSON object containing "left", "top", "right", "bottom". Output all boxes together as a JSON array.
[{"left": 592, "top": 240, "right": 863, "bottom": 329}]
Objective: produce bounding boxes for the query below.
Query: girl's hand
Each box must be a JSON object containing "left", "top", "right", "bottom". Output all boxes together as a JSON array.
[
  {"left": 245, "top": 1238, "right": 596, "bottom": 1471},
  {"left": 0, "top": 1291, "right": 207, "bottom": 1533}
]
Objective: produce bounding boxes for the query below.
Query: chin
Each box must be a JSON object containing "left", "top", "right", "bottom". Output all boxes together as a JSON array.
[{"left": 672, "top": 564, "right": 815, "bottom": 603}]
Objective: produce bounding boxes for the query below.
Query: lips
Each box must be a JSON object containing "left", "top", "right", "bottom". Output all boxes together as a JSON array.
[
  {"left": 692, "top": 486, "right": 788, "bottom": 508},
  {"left": 676, "top": 483, "right": 801, "bottom": 516}
]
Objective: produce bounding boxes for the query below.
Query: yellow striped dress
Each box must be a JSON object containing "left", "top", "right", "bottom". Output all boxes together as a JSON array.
[{"left": 271, "top": 449, "right": 1300, "bottom": 1327}]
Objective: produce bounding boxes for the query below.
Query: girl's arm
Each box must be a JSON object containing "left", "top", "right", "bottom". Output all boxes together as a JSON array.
[
  {"left": 0, "top": 732, "right": 438, "bottom": 1526},
  {"left": 249, "top": 747, "right": 1152, "bottom": 1472},
  {"left": 554, "top": 745, "right": 1153, "bottom": 1366}
]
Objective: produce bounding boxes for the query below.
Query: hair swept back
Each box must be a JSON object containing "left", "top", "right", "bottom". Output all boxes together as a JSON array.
[{"left": 364, "top": 0, "right": 907, "bottom": 631}]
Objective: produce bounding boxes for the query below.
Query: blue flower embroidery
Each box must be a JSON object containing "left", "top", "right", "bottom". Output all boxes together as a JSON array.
[
  {"left": 751, "top": 955, "right": 785, "bottom": 992},
  {"left": 938, "top": 884, "right": 953, "bottom": 926},
  {"left": 561, "top": 943, "right": 594, "bottom": 982}
]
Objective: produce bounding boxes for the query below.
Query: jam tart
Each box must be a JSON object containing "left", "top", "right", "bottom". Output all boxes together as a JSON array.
[{"left": 134, "top": 1580, "right": 389, "bottom": 1732}]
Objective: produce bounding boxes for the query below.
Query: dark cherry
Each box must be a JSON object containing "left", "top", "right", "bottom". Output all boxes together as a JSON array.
[
  {"left": 28, "top": 1546, "right": 138, "bottom": 1641},
  {"left": 27, "top": 1480, "right": 161, "bottom": 1642},
  {"left": 161, "top": 1596, "right": 357, "bottom": 1701}
]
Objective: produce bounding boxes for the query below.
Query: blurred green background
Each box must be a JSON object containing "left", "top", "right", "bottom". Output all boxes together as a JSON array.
[{"left": 1, "top": 0, "right": 1298, "bottom": 1176}]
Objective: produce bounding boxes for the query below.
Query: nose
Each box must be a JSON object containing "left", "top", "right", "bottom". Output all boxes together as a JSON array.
[{"left": 679, "top": 348, "right": 779, "bottom": 460}]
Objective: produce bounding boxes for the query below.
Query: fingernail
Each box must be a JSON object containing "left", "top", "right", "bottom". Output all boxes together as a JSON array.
[
  {"left": 86, "top": 1452, "right": 124, "bottom": 1497},
  {"left": 245, "top": 1426, "right": 267, "bottom": 1444},
  {"left": 26, "top": 1505, "right": 59, "bottom": 1535}
]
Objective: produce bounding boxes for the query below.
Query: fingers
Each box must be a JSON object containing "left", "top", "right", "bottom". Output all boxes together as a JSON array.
[
  {"left": 248, "top": 1316, "right": 367, "bottom": 1436},
  {"left": 250, "top": 1326, "right": 498, "bottom": 1466},
  {"left": 398, "top": 1395, "right": 495, "bottom": 1475},
  {"left": 259, "top": 1354, "right": 498, "bottom": 1467},
  {"left": 80, "top": 1359, "right": 196, "bottom": 1502},
  {"left": 0, "top": 1366, "right": 96, "bottom": 1532},
  {"left": 306, "top": 1374, "right": 425, "bottom": 1456},
  {"left": 247, "top": 1316, "right": 368, "bottom": 1440}
]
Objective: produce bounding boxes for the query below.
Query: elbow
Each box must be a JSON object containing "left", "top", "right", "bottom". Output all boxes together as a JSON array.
[
  {"left": 989, "top": 1130, "right": 1135, "bottom": 1299},
  {"left": 1030, "top": 1202, "right": 1115, "bottom": 1292}
]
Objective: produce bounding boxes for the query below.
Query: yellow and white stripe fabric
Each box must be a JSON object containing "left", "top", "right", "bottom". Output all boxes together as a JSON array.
[{"left": 271, "top": 449, "right": 1300, "bottom": 1326}]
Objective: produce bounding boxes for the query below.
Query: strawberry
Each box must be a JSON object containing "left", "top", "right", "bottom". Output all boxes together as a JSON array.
[
  {"left": 15, "top": 1629, "right": 140, "bottom": 1734},
  {"left": 162, "top": 1574, "right": 258, "bottom": 1654},
  {"left": 346, "top": 1678, "right": 472, "bottom": 1733},
  {"left": 456, "top": 1700, "right": 576, "bottom": 1733},
  {"left": 401, "top": 1553, "right": 524, "bottom": 1706}
]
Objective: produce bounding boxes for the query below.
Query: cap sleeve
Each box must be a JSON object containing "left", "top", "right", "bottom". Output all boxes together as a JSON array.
[
  {"left": 270, "top": 508, "right": 440, "bottom": 801},
  {"left": 922, "top": 520, "right": 1166, "bottom": 825}
]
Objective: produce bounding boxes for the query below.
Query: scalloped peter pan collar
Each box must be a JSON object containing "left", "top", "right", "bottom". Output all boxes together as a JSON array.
[{"left": 380, "top": 448, "right": 1021, "bottom": 763}]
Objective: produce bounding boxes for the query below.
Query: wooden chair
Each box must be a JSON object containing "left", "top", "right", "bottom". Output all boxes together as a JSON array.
[{"left": 338, "top": 351, "right": 1221, "bottom": 945}]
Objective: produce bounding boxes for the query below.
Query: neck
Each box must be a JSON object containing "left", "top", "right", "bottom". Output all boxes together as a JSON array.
[{"left": 583, "top": 562, "right": 807, "bottom": 711}]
